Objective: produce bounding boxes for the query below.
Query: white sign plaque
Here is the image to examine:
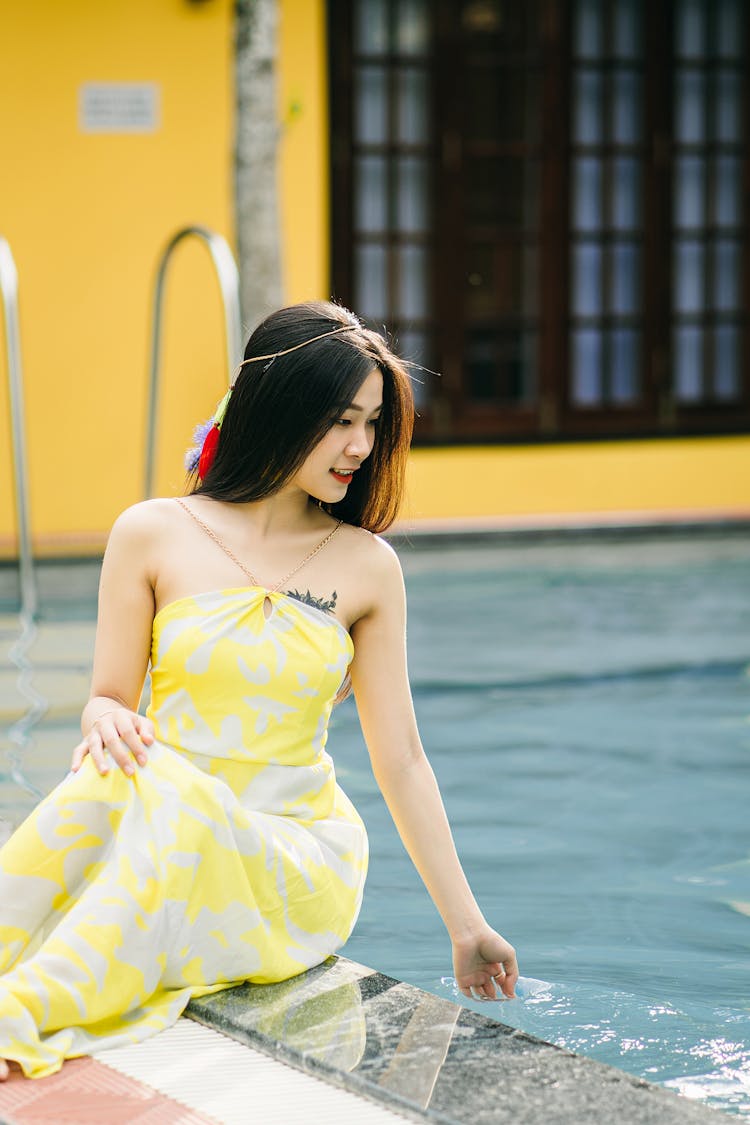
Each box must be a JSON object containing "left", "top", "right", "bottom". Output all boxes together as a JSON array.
[{"left": 79, "top": 83, "right": 160, "bottom": 133}]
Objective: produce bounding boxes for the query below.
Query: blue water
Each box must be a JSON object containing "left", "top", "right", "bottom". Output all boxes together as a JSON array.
[{"left": 336, "top": 534, "right": 750, "bottom": 1117}]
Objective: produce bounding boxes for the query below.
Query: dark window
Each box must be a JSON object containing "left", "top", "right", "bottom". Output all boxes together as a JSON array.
[{"left": 329, "top": 0, "right": 750, "bottom": 441}]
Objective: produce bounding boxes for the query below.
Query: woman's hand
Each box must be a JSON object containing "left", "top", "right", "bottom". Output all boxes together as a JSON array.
[
  {"left": 453, "top": 927, "right": 519, "bottom": 1001},
  {"left": 71, "top": 707, "right": 154, "bottom": 776}
]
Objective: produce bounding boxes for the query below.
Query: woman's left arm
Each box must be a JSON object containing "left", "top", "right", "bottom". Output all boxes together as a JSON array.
[{"left": 349, "top": 540, "right": 518, "bottom": 1001}]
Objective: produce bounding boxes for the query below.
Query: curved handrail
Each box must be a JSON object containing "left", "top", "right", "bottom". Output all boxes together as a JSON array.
[
  {"left": 0, "top": 236, "right": 36, "bottom": 621},
  {"left": 0, "top": 235, "right": 45, "bottom": 799},
  {"left": 144, "top": 226, "right": 242, "bottom": 498}
]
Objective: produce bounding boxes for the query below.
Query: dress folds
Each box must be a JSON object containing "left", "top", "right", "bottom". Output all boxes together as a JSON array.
[{"left": 0, "top": 588, "right": 367, "bottom": 1077}]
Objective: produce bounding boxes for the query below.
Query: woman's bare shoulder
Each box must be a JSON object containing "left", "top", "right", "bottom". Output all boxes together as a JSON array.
[
  {"left": 338, "top": 525, "right": 404, "bottom": 599},
  {"left": 107, "top": 498, "right": 184, "bottom": 551}
]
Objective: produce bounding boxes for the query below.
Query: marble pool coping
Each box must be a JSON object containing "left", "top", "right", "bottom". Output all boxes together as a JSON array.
[{"left": 187, "top": 956, "right": 722, "bottom": 1125}]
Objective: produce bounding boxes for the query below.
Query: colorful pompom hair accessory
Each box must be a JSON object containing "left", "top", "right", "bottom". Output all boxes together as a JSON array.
[{"left": 184, "top": 387, "right": 232, "bottom": 477}]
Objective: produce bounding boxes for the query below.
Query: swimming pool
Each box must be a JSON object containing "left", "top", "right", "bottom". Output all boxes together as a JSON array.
[
  {"left": 1, "top": 531, "right": 747, "bottom": 1115},
  {"left": 336, "top": 531, "right": 750, "bottom": 1118}
]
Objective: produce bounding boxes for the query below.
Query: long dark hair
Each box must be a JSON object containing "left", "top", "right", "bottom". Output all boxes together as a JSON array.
[{"left": 191, "top": 301, "right": 414, "bottom": 533}]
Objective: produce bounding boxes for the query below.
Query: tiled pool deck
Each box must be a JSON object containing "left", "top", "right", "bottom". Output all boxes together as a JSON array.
[{"left": 0, "top": 536, "right": 734, "bottom": 1123}]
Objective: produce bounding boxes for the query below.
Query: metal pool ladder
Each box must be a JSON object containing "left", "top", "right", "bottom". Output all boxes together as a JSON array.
[
  {"left": 0, "top": 235, "right": 45, "bottom": 797},
  {"left": 144, "top": 226, "right": 242, "bottom": 499}
]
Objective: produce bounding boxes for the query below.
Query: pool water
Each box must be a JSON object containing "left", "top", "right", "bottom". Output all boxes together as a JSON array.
[{"left": 336, "top": 533, "right": 750, "bottom": 1118}]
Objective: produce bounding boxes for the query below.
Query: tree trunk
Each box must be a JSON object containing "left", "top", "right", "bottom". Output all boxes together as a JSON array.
[{"left": 234, "top": 0, "right": 283, "bottom": 335}]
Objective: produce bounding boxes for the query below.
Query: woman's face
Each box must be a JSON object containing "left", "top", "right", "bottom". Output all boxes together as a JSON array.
[{"left": 290, "top": 367, "right": 383, "bottom": 504}]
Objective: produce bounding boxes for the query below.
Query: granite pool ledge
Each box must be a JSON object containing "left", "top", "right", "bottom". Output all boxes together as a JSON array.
[{"left": 187, "top": 956, "right": 721, "bottom": 1125}]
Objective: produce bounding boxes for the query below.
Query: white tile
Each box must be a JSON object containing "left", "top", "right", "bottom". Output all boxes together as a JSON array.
[{"left": 96, "top": 1018, "right": 411, "bottom": 1125}]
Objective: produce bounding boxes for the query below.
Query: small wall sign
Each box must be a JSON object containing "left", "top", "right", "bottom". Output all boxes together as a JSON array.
[{"left": 79, "top": 83, "right": 160, "bottom": 133}]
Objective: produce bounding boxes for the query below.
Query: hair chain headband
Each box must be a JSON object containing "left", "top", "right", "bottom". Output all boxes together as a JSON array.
[
  {"left": 185, "top": 324, "right": 358, "bottom": 478},
  {"left": 236, "top": 324, "right": 357, "bottom": 369}
]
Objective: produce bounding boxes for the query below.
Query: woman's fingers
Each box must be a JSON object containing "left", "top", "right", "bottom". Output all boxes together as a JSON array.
[
  {"left": 70, "top": 739, "right": 89, "bottom": 772},
  {"left": 133, "top": 714, "right": 155, "bottom": 748},
  {"left": 501, "top": 955, "right": 519, "bottom": 999},
  {"left": 461, "top": 959, "right": 517, "bottom": 1003},
  {"left": 70, "top": 711, "right": 154, "bottom": 776}
]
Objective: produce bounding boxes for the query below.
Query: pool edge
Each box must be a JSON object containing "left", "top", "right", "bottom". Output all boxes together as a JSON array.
[{"left": 186, "top": 956, "right": 724, "bottom": 1125}]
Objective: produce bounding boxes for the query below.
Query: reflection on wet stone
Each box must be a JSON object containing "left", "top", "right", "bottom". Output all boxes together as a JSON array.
[{"left": 187, "top": 956, "right": 722, "bottom": 1124}]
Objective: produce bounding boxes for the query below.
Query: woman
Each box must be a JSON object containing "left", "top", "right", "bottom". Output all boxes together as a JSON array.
[{"left": 0, "top": 301, "right": 517, "bottom": 1080}]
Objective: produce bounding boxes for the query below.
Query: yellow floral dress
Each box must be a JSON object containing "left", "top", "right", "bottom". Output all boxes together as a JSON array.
[{"left": 0, "top": 587, "right": 367, "bottom": 1077}]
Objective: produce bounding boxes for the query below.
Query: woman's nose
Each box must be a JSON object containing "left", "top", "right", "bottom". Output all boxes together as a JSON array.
[{"left": 345, "top": 425, "right": 372, "bottom": 458}]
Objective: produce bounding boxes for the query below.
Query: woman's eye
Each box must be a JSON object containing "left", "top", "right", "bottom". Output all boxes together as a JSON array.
[{"left": 336, "top": 418, "right": 352, "bottom": 426}]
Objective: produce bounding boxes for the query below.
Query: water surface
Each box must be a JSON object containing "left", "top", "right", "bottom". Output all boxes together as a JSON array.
[{"left": 337, "top": 533, "right": 750, "bottom": 1117}]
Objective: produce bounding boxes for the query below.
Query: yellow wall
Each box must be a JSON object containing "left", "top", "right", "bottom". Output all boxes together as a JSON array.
[
  {"left": 1, "top": 1, "right": 747, "bottom": 560},
  {"left": 277, "top": 0, "right": 330, "bottom": 303},
  {"left": 403, "top": 436, "right": 750, "bottom": 526},
  {"left": 0, "top": 0, "right": 235, "bottom": 556}
]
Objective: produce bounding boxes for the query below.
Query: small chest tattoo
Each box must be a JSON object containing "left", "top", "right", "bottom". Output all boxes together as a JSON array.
[{"left": 286, "top": 588, "right": 338, "bottom": 615}]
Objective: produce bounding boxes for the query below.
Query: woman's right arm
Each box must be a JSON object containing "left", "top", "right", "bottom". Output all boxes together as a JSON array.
[{"left": 71, "top": 503, "right": 160, "bottom": 776}]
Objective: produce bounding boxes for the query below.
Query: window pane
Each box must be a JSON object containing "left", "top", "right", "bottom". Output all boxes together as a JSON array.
[
  {"left": 573, "top": 242, "right": 603, "bottom": 315},
  {"left": 355, "top": 67, "right": 388, "bottom": 143},
  {"left": 354, "top": 0, "right": 388, "bottom": 55},
  {"left": 714, "top": 156, "right": 741, "bottom": 227},
  {"left": 714, "top": 324, "right": 740, "bottom": 399},
  {"left": 522, "top": 246, "right": 539, "bottom": 317},
  {"left": 396, "top": 157, "right": 429, "bottom": 232},
  {"left": 611, "top": 329, "right": 640, "bottom": 403},
  {"left": 715, "top": 71, "right": 742, "bottom": 142},
  {"left": 571, "top": 329, "right": 603, "bottom": 405},
  {"left": 466, "top": 242, "right": 535, "bottom": 318},
  {"left": 612, "top": 70, "right": 641, "bottom": 144},
  {"left": 397, "top": 245, "right": 428, "bottom": 318},
  {"left": 675, "top": 0, "right": 705, "bottom": 58},
  {"left": 498, "top": 331, "right": 532, "bottom": 402},
  {"left": 713, "top": 240, "right": 740, "bottom": 312},
  {"left": 613, "top": 0, "right": 641, "bottom": 58},
  {"left": 573, "top": 0, "right": 603, "bottom": 57},
  {"left": 610, "top": 243, "right": 639, "bottom": 315},
  {"left": 674, "top": 156, "right": 705, "bottom": 229},
  {"left": 397, "top": 329, "right": 432, "bottom": 408},
  {"left": 464, "top": 65, "right": 539, "bottom": 143},
  {"left": 717, "top": 0, "right": 742, "bottom": 59},
  {"left": 521, "top": 331, "right": 538, "bottom": 403},
  {"left": 674, "top": 325, "right": 703, "bottom": 401},
  {"left": 395, "top": 0, "right": 430, "bottom": 55},
  {"left": 573, "top": 70, "right": 603, "bottom": 144},
  {"left": 572, "top": 158, "right": 602, "bottom": 231},
  {"left": 355, "top": 244, "right": 388, "bottom": 320},
  {"left": 675, "top": 70, "right": 705, "bottom": 143},
  {"left": 355, "top": 156, "right": 388, "bottom": 232},
  {"left": 396, "top": 68, "right": 429, "bottom": 143},
  {"left": 674, "top": 241, "right": 705, "bottom": 312},
  {"left": 468, "top": 158, "right": 537, "bottom": 227},
  {"left": 466, "top": 329, "right": 535, "bottom": 404},
  {"left": 611, "top": 158, "right": 640, "bottom": 229},
  {"left": 467, "top": 331, "right": 497, "bottom": 400}
]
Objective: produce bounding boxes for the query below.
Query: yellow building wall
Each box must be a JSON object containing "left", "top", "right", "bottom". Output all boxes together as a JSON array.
[
  {"left": 277, "top": 0, "right": 330, "bottom": 303},
  {"left": 403, "top": 436, "right": 750, "bottom": 528},
  {"left": 0, "top": 0, "right": 747, "bottom": 561},
  {"left": 0, "top": 0, "right": 235, "bottom": 556}
]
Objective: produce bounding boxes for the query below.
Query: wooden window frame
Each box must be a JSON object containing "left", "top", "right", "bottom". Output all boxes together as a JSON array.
[{"left": 329, "top": 0, "right": 750, "bottom": 444}]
